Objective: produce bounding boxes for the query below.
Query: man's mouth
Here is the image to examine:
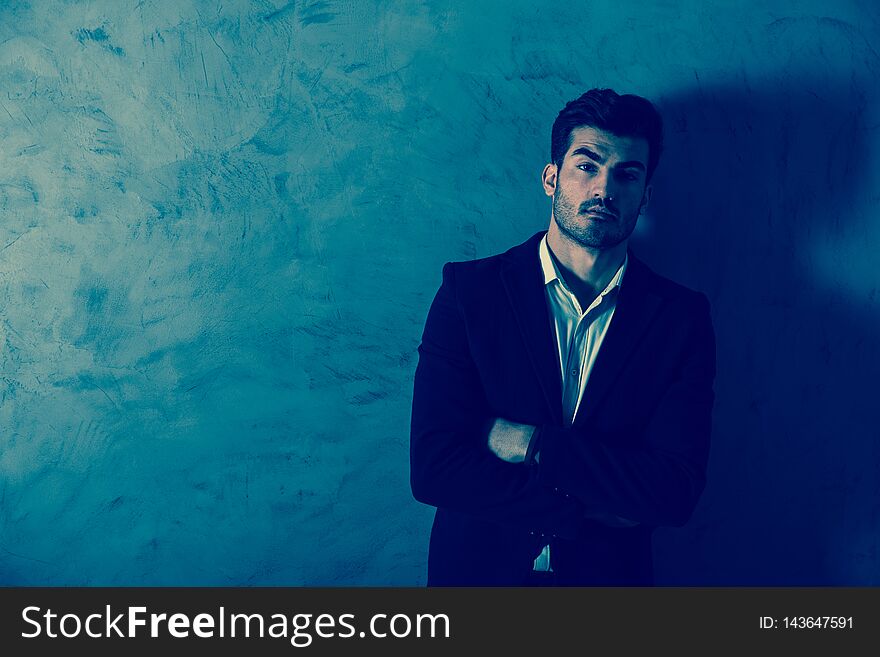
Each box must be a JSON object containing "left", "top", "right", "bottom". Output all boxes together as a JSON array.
[{"left": 582, "top": 208, "right": 616, "bottom": 219}]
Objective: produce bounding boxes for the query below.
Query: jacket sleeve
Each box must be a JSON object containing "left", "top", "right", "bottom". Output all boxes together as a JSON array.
[
  {"left": 410, "top": 262, "right": 585, "bottom": 539},
  {"left": 535, "top": 293, "right": 716, "bottom": 528}
]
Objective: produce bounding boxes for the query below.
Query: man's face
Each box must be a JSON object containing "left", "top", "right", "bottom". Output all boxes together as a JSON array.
[{"left": 544, "top": 125, "right": 652, "bottom": 250}]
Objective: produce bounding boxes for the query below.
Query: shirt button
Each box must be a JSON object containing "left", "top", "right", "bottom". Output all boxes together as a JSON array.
[{"left": 570, "top": 369, "right": 578, "bottom": 376}]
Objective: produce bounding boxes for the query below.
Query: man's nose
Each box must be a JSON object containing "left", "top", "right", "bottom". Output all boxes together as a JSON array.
[{"left": 592, "top": 171, "right": 616, "bottom": 203}]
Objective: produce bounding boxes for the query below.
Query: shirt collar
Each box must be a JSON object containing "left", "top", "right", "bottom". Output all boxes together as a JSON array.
[{"left": 538, "top": 233, "right": 628, "bottom": 298}]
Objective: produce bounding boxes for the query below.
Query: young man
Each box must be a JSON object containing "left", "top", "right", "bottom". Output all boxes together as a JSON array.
[{"left": 410, "top": 89, "right": 716, "bottom": 586}]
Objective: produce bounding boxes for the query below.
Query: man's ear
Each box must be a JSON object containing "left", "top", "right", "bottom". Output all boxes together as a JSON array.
[
  {"left": 639, "top": 184, "right": 653, "bottom": 214},
  {"left": 541, "top": 163, "right": 558, "bottom": 197}
]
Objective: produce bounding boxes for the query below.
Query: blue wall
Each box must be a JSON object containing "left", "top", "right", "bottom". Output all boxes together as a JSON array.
[{"left": 0, "top": 0, "right": 877, "bottom": 585}]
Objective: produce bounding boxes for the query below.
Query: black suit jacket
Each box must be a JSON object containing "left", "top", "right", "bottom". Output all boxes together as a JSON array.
[{"left": 410, "top": 231, "right": 716, "bottom": 586}]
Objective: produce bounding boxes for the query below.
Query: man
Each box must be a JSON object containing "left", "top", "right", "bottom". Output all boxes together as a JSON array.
[{"left": 410, "top": 88, "right": 716, "bottom": 586}]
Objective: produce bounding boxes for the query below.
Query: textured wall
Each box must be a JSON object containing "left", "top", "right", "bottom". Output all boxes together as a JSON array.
[{"left": 0, "top": 0, "right": 877, "bottom": 585}]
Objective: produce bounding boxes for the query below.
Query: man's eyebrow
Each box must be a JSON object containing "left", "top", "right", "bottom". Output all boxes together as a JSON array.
[
  {"left": 570, "top": 147, "right": 646, "bottom": 171},
  {"left": 571, "top": 146, "right": 604, "bottom": 162},
  {"left": 616, "top": 160, "right": 646, "bottom": 171}
]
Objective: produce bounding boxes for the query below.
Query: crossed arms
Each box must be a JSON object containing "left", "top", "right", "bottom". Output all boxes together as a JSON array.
[{"left": 410, "top": 262, "right": 716, "bottom": 539}]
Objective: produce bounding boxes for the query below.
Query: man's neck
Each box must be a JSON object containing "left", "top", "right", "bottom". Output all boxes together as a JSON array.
[{"left": 546, "top": 221, "right": 627, "bottom": 309}]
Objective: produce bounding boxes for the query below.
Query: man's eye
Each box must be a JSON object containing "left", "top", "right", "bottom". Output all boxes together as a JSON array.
[
  {"left": 576, "top": 163, "right": 597, "bottom": 172},
  {"left": 617, "top": 171, "right": 639, "bottom": 182}
]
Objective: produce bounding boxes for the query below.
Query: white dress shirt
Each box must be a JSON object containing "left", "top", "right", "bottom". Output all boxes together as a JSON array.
[{"left": 533, "top": 234, "right": 627, "bottom": 572}]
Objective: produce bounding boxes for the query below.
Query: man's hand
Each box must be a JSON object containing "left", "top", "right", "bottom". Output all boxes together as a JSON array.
[{"left": 487, "top": 418, "right": 536, "bottom": 463}]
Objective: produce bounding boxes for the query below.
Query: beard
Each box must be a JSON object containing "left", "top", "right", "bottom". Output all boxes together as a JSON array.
[{"left": 552, "top": 184, "right": 639, "bottom": 250}]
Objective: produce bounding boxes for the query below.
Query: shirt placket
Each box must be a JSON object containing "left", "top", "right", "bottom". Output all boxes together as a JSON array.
[{"left": 562, "top": 321, "right": 584, "bottom": 425}]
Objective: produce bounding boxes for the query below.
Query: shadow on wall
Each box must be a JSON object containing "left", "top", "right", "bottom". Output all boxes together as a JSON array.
[{"left": 631, "top": 74, "right": 878, "bottom": 585}]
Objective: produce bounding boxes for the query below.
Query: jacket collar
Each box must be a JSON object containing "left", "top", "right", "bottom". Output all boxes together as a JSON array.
[{"left": 500, "top": 231, "right": 662, "bottom": 426}]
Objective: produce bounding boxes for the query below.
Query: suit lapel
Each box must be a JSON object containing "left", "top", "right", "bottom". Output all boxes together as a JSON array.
[
  {"left": 500, "top": 232, "right": 564, "bottom": 425},
  {"left": 499, "top": 235, "right": 662, "bottom": 428},
  {"left": 574, "top": 254, "right": 662, "bottom": 425}
]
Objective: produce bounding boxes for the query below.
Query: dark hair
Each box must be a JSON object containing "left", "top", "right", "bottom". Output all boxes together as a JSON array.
[{"left": 550, "top": 88, "right": 664, "bottom": 180}]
